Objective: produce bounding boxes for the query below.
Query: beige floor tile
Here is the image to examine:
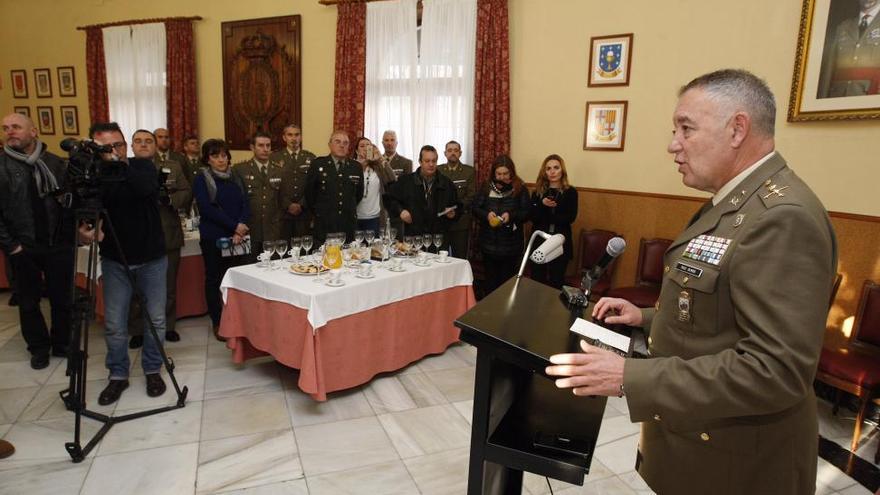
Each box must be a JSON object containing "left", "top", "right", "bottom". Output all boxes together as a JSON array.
[
  {"left": 307, "top": 459, "right": 419, "bottom": 495},
  {"left": 378, "top": 404, "right": 471, "bottom": 458},
  {"left": 81, "top": 442, "right": 199, "bottom": 495},
  {"left": 202, "top": 392, "right": 291, "bottom": 441},
  {"left": 295, "top": 416, "right": 399, "bottom": 476},
  {"left": 197, "top": 429, "right": 302, "bottom": 494}
]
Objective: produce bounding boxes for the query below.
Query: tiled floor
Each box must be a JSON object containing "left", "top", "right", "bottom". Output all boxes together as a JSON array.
[{"left": 0, "top": 292, "right": 876, "bottom": 494}]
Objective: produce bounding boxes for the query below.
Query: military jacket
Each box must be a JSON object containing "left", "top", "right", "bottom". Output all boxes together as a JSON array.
[
  {"left": 821, "top": 14, "right": 880, "bottom": 97},
  {"left": 155, "top": 158, "right": 192, "bottom": 250},
  {"left": 438, "top": 162, "right": 476, "bottom": 232},
  {"left": 232, "top": 158, "right": 285, "bottom": 244},
  {"left": 180, "top": 155, "right": 203, "bottom": 186},
  {"left": 384, "top": 153, "right": 413, "bottom": 179},
  {"left": 304, "top": 155, "right": 364, "bottom": 242},
  {"left": 622, "top": 154, "right": 838, "bottom": 495}
]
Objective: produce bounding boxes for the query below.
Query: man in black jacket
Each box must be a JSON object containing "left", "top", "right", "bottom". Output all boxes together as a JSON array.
[
  {"left": 87, "top": 122, "right": 168, "bottom": 405},
  {"left": 0, "top": 113, "right": 73, "bottom": 369},
  {"left": 304, "top": 131, "right": 364, "bottom": 243},
  {"left": 385, "top": 145, "right": 459, "bottom": 245}
]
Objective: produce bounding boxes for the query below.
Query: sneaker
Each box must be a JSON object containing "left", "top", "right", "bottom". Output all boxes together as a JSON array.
[
  {"left": 129, "top": 335, "right": 143, "bottom": 349},
  {"left": 30, "top": 353, "right": 50, "bottom": 370},
  {"left": 145, "top": 373, "right": 166, "bottom": 397},
  {"left": 166, "top": 330, "right": 180, "bottom": 342},
  {"left": 98, "top": 379, "right": 129, "bottom": 406}
]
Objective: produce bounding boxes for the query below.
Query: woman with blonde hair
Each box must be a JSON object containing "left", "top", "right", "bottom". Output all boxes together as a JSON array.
[{"left": 530, "top": 154, "right": 578, "bottom": 289}]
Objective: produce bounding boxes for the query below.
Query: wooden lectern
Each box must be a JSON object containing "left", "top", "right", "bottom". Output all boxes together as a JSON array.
[{"left": 455, "top": 277, "right": 617, "bottom": 494}]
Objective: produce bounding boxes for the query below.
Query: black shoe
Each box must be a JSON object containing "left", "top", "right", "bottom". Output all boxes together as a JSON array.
[
  {"left": 98, "top": 379, "right": 129, "bottom": 405},
  {"left": 30, "top": 353, "right": 50, "bottom": 370},
  {"left": 7, "top": 294, "right": 18, "bottom": 306},
  {"left": 51, "top": 346, "right": 68, "bottom": 358},
  {"left": 129, "top": 335, "right": 143, "bottom": 349},
  {"left": 165, "top": 330, "right": 180, "bottom": 342},
  {"left": 145, "top": 373, "right": 166, "bottom": 397}
]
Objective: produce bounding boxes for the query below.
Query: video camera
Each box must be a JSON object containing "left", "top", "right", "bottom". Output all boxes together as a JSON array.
[{"left": 59, "top": 138, "right": 126, "bottom": 210}]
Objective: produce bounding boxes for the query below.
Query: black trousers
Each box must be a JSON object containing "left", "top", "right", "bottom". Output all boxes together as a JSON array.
[
  {"left": 8, "top": 246, "right": 73, "bottom": 355},
  {"left": 531, "top": 256, "right": 569, "bottom": 290},
  {"left": 481, "top": 252, "right": 520, "bottom": 295},
  {"left": 200, "top": 239, "right": 240, "bottom": 327}
]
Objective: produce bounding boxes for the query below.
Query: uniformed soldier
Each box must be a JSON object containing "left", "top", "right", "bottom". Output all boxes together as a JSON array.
[
  {"left": 381, "top": 130, "right": 413, "bottom": 178},
  {"left": 128, "top": 129, "right": 192, "bottom": 347},
  {"left": 232, "top": 131, "right": 285, "bottom": 260},
  {"left": 437, "top": 140, "right": 475, "bottom": 258},
  {"left": 270, "top": 124, "right": 316, "bottom": 239},
  {"left": 819, "top": 0, "right": 880, "bottom": 98},
  {"left": 304, "top": 131, "right": 364, "bottom": 244},
  {"left": 181, "top": 135, "right": 203, "bottom": 187},
  {"left": 154, "top": 128, "right": 187, "bottom": 169},
  {"left": 547, "top": 69, "right": 837, "bottom": 495}
]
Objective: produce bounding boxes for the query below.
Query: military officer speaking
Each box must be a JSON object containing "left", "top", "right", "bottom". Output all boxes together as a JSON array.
[
  {"left": 270, "top": 124, "right": 316, "bottom": 238},
  {"left": 546, "top": 70, "right": 837, "bottom": 495},
  {"left": 304, "top": 131, "right": 364, "bottom": 244},
  {"left": 232, "top": 131, "right": 285, "bottom": 260}
]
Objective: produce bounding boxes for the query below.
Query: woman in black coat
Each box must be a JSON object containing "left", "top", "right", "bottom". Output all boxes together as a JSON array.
[
  {"left": 529, "top": 154, "right": 578, "bottom": 289},
  {"left": 471, "top": 155, "right": 531, "bottom": 295}
]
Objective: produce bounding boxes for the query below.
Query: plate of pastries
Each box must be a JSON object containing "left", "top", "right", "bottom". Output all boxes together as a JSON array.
[{"left": 289, "top": 262, "right": 329, "bottom": 276}]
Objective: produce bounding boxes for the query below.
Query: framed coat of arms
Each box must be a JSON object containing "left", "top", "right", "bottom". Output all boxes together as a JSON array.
[
  {"left": 222, "top": 15, "right": 302, "bottom": 149},
  {"left": 588, "top": 33, "right": 633, "bottom": 87},
  {"left": 584, "top": 100, "right": 628, "bottom": 151}
]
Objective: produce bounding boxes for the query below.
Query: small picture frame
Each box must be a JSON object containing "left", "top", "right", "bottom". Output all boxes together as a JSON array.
[
  {"left": 588, "top": 33, "right": 634, "bottom": 87},
  {"left": 34, "top": 68, "right": 52, "bottom": 98},
  {"left": 10, "top": 70, "right": 28, "bottom": 98},
  {"left": 57, "top": 66, "right": 77, "bottom": 97},
  {"left": 60, "top": 106, "right": 79, "bottom": 135},
  {"left": 14, "top": 106, "right": 30, "bottom": 118},
  {"left": 584, "top": 100, "right": 628, "bottom": 151},
  {"left": 36, "top": 106, "right": 55, "bottom": 135}
]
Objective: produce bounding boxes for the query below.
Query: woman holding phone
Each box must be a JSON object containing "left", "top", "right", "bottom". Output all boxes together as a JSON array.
[{"left": 530, "top": 154, "right": 578, "bottom": 289}]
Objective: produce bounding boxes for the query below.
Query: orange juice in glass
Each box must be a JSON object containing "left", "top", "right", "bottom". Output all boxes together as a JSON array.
[{"left": 322, "top": 240, "right": 343, "bottom": 269}]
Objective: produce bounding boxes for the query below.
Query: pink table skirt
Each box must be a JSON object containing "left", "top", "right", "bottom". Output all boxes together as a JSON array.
[
  {"left": 74, "top": 254, "right": 208, "bottom": 320},
  {"left": 219, "top": 285, "right": 476, "bottom": 401}
]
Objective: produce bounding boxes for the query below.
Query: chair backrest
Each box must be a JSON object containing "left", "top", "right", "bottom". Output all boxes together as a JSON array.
[
  {"left": 576, "top": 229, "right": 620, "bottom": 278},
  {"left": 636, "top": 238, "right": 672, "bottom": 286},
  {"left": 853, "top": 280, "right": 880, "bottom": 349}
]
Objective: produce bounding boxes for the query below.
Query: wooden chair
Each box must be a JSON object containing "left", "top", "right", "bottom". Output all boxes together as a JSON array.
[
  {"left": 816, "top": 280, "right": 880, "bottom": 462},
  {"left": 604, "top": 237, "right": 672, "bottom": 308},
  {"left": 563, "top": 229, "right": 622, "bottom": 301}
]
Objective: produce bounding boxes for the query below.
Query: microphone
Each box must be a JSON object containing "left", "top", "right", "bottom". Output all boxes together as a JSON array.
[
  {"left": 530, "top": 233, "right": 565, "bottom": 264},
  {"left": 580, "top": 237, "right": 625, "bottom": 299}
]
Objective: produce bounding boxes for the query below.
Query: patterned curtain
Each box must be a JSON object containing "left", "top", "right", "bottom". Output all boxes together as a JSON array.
[
  {"left": 166, "top": 19, "right": 199, "bottom": 150},
  {"left": 85, "top": 27, "right": 110, "bottom": 126},
  {"left": 333, "top": 0, "right": 367, "bottom": 141},
  {"left": 472, "top": 0, "right": 510, "bottom": 186}
]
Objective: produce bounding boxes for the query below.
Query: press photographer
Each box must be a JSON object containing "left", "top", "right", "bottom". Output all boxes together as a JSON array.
[
  {"left": 85, "top": 122, "right": 169, "bottom": 406},
  {"left": 0, "top": 113, "right": 74, "bottom": 370}
]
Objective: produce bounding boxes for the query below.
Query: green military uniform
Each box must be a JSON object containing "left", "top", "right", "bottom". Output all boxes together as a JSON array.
[
  {"left": 180, "top": 154, "right": 203, "bottom": 188},
  {"left": 232, "top": 158, "right": 285, "bottom": 257},
  {"left": 437, "top": 162, "right": 475, "bottom": 258},
  {"left": 130, "top": 158, "right": 192, "bottom": 336},
  {"left": 270, "top": 147, "right": 316, "bottom": 238},
  {"left": 622, "top": 153, "right": 837, "bottom": 495},
  {"left": 820, "top": 12, "right": 880, "bottom": 98},
  {"left": 304, "top": 155, "right": 364, "bottom": 244},
  {"left": 384, "top": 153, "right": 413, "bottom": 179}
]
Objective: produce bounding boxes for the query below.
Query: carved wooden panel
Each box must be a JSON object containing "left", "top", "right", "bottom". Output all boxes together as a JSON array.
[{"left": 222, "top": 15, "right": 301, "bottom": 150}]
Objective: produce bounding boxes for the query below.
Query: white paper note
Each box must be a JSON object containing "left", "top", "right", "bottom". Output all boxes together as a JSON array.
[{"left": 569, "top": 317, "right": 631, "bottom": 354}]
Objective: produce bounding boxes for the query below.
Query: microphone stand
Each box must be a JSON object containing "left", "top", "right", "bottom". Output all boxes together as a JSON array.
[{"left": 517, "top": 230, "right": 551, "bottom": 278}]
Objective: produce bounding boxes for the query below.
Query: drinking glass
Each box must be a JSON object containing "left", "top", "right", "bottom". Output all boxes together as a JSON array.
[
  {"left": 290, "top": 237, "right": 302, "bottom": 258},
  {"left": 354, "top": 230, "right": 365, "bottom": 247},
  {"left": 404, "top": 236, "right": 414, "bottom": 255},
  {"left": 274, "top": 239, "right": 288, "bottom": 269},
  {"left": 422, "top": 234, "right": 433, "bottom": 253},
  {"left": 433, "top": 233, "right": 443, "bottom": 253},
  {"left": 389, "top": 228, "right": 398, "bottom": 242},
  {"left": 261, "top": 241, "right": 274, "bottom": 269},
  {"left": 302, "top": 235, "right": 313, "bottom": 256},
  {"left": 365, "top": 229, "right": 376, "bottom": 245}
]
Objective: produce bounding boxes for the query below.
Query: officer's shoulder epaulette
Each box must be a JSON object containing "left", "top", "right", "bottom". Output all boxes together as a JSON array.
[{"left": 758, "top": 176, "right": 800, "bottom": 209}]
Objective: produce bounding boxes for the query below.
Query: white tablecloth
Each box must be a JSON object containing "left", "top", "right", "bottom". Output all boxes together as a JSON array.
[
  {"left": 220, "top": 258, "right": 473, "bottom": 331},
  {"left": 76, "top": 231, "right": 202, "bottom": 278}
]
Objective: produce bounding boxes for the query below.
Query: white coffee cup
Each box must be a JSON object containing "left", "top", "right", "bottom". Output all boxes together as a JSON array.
[
  {"left": 359, "top": 264, "right": 372, "bottom": 277},
  {"left": 417, "top": 252, "right": 428, "bottom": 264},
  {"left": 330, "top": 269, "right": 342, "bottom": 284},
  {"left": 438, "top": 250, "right": 448, "bottom": 262}
]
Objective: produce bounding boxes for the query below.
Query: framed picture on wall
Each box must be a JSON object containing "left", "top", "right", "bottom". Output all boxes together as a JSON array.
[
  {"left": 36, "top": 106, "right": 55, "bottom": 135},
  {"left": 34, "top": 68, "right": 52, "bottom": 98},
  {"left": 789, "top": 0, "right": 880, "bottom": 121},
  {"left": 588, "top": 33, "right": 633, "bottom": 87},
  {"left": 60, "top": 106, "right": 79, "bottom": 135},
  {"left": 57, "top": 66, "right": 77, "bottom": 97},
  {"left": 14, "top": 106, "right": 30, "bottom": 118},
  {"left": 584, "top": 100, "right": 628, "bottom": 151},
  {"left": 10, "top": 70, "right": 28, "bottom": 98}
]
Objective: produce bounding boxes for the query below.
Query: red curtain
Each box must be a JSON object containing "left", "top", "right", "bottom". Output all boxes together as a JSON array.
[
  {"left": 166, "top": 19, "right": 199, "bottom": 150},
  {"left": 333, "top": 0, "right": 367, "bottom": 142},
  {"left": 85, "top": 27, "right": 110, "bottom": 127},
  {"left": 473, "top": 0, "right": 510, "bottom": 186}
]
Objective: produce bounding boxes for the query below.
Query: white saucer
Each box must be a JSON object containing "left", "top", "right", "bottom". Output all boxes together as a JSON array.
[
  {"left": 388, "top": 266, "right": 406, "bottom": 272},
  {"left": 355, "top": 273, "right": 375, "bottom": 279},
  {"left": 435, "top": 258, "right": 451, "bottom": 263},
  {"left": 412, "top": 261, "right": 431, "bottom": 267},
  {"left": 325, "top": 279, "right": 345, "bottom": 287}
]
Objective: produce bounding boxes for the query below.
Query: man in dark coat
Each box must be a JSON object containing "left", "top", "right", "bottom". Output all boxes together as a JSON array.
[{"left": 304, "top": 131, "right": 364, "bottom": 243}]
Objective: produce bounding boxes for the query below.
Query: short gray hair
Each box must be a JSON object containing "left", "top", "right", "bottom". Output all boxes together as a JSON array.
[
  {"left": 679, "top": 69, "right": 776, "bottom": 137},
  {"left": 382, "top": 130, "right": 397, "bottom": 138}
]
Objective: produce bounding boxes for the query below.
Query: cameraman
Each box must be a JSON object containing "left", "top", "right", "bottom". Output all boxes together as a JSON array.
[
  {"left": 127, "top": 130, "right": 191, "bottom": 347},
  {"left": 0, "top": 113, "right": 73, "bottom": 370},
  {"left": 87, "top": 122, "right": 168, "bottom": 405}
]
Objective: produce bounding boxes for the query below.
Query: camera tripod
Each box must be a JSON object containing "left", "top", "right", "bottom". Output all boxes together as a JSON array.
[{"left": 59, "top": 204, "right": 188, "bottom": 463}]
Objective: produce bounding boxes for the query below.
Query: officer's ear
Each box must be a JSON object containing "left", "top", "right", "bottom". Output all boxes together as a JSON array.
[{"left": 729, "top": 111, "right": 750, "bottom": 149}]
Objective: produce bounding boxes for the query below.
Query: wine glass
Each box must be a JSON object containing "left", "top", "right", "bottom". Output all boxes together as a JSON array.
[
  {"left": 290, "top": 237, "right": 302, "bottom": 260},
  {"left": 433, "top": 233, "right": 443, "bottom": 253},
  {"left": 302, "top": 235, "right": 313, "bottom": 257},
  {"left": 389, "top": 228, "right": 398, "bottom": 242},
  {"left": 422, "top": 234, "right": 433, "bottom": 254},
  {"left": 354, "top": 230, "right": 364, "bottom": 247},
  {"left": 404, "top": 235, "right": 414, "bottom": 255},
  {"left": 261, "top": 241, "right": 274, "bottom": 269},
  {"left": 365, "top": 229, "right": 376, "bottom": 245},
  {"left": 275, "top": 239, "right": 288, "bottom": 270}
]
